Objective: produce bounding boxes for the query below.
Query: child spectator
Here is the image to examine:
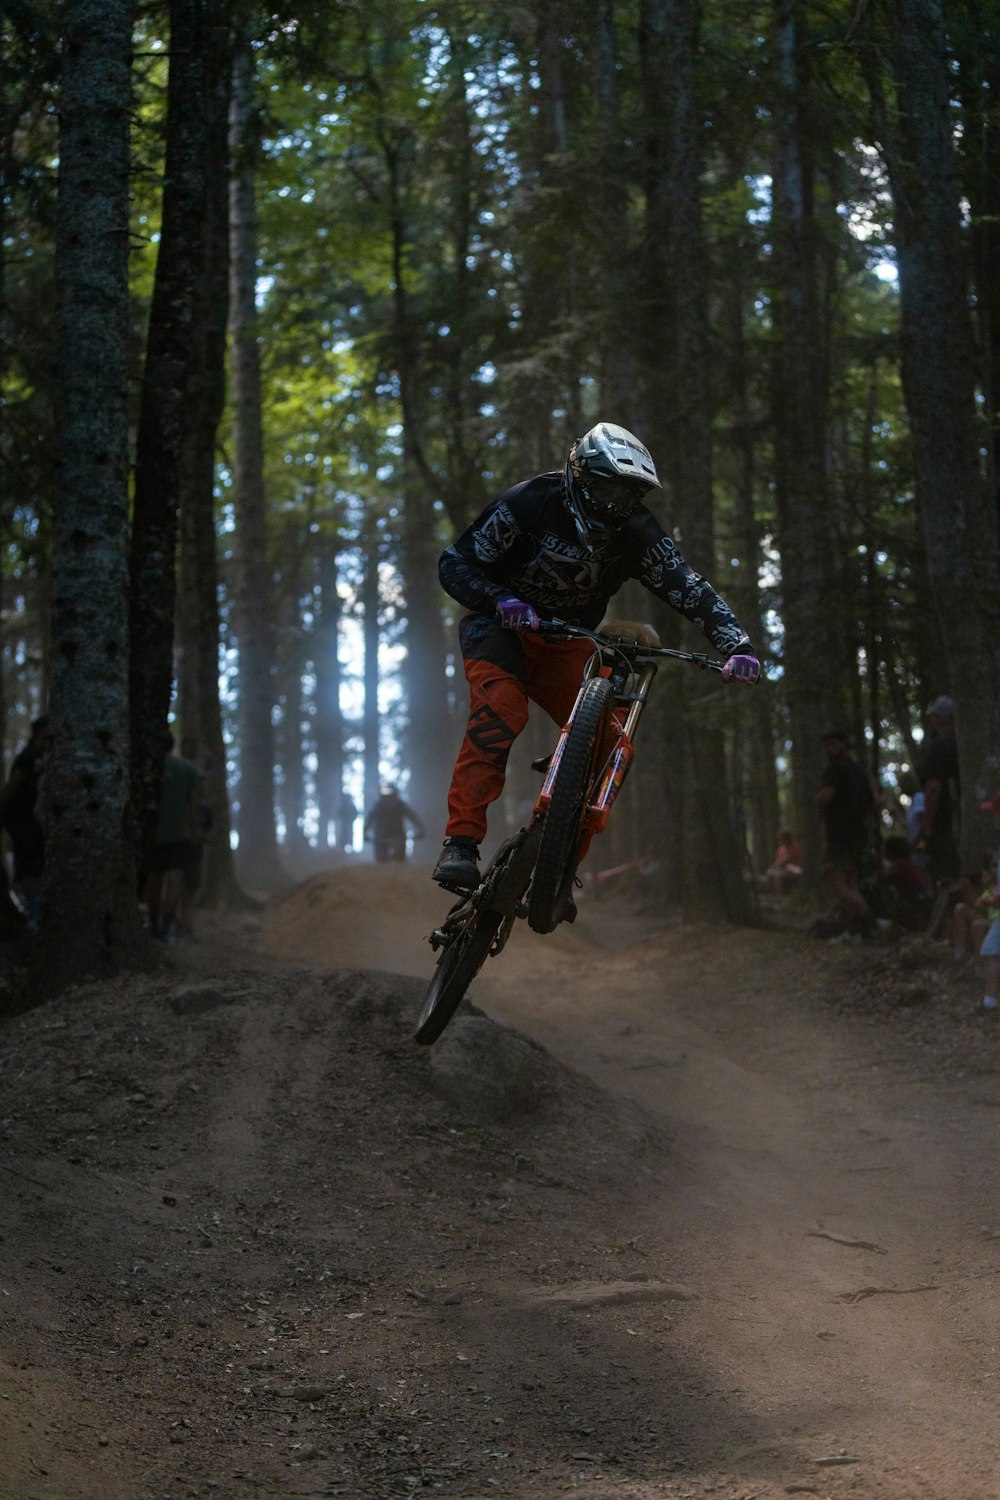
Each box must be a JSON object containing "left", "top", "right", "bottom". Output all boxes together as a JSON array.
[
  {"left": 950, "top": 856, "right": 999, "bottom": 963},
  {"left": 764, "top": 829, "right": 804, "bottom": 897},
  {"left": 882, "top": 835, "right": 932, "bottom": 932}
]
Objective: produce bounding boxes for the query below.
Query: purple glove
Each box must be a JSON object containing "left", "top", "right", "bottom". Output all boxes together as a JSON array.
[
  {"left": 722, "top": 653, "right": 761, "bottom": 685},
  {"left": 496, "top": 595, "right": 540, "bottom": 632}
]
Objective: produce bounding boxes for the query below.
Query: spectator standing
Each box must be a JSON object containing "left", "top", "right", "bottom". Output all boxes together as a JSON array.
[
  {"left": 815, "top": 729, "right": 877, "bottom": 938},
  {"left": 898, "top": 768, "right": 927, "bottom": 868},
  {"left": 0, "top": 716, "right": 50, "bottom": 927},
  {"left": 364, "top": 785, "right": 425, "bottom": 863}
]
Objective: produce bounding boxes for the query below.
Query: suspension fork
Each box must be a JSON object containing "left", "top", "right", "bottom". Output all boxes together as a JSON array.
[
  {"left": 584, "top": 662, "right": 657, "bottom": 833},
  {"left": 534, "top": 660, "right": 657, "bottom": 826}
]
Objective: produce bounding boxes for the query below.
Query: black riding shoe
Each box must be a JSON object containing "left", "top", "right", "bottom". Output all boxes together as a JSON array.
[{"left": 432, "top": 838, "right": 481, "bottom": 890}]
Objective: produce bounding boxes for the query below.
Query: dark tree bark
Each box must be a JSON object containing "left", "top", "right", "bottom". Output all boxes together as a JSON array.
[
  {"left": 640, "top": 0, "right": 754, "bottom": 920},
  {"left": 34, "top": 0, "right": 139, "bottom": 992},
  {"left": 274, "top": 535, "right": 308, "bottom": 861},
  {"left": 860, "top": 0, "right": 1000, "bottom": 863},
  {"left": 1, "top": 13, "right": 60, "bottom": 773},
  {"left": 173, "top": 0, "right": 241, "bottom": 907},
  {"left": 312, "top": 541, "right": 346, "bottom": 848},
  {"left": 593, "top": 0, "right": 635, "bottom": 413},
  {"left": 721, "top": 198, "right": 781, "bottom": 872},
  {"left": 952, "top": 4, "right": 1000, "bottom": 515},
  {"left": 228, "top": 21, "right": 284, "bottom": 889},
  {"left": 130, "top": 0, "right": 229, "bottom": 869},
  {"left": 504, "top": 0, "right": 576, "bottom": 477},
  {"left": 361, "top": 522, "right": 382, "bottom": 823}
]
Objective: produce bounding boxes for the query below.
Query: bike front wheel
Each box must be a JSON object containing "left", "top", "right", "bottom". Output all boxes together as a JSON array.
[
  {"left": 413, "top": 904, "right": 504, "bottom": 1045},
  {"left": 528, "top": 675, "right": 614, "bottom": 934}
]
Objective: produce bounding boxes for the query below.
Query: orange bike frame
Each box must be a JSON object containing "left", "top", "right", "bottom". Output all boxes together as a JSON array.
[{"left": 533, "top": 658, "right": 658, "bottom": 838}]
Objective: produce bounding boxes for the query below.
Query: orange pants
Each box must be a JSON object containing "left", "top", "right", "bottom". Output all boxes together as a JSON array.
[{"left": 445, "top": 629, "right": 595, "bottom": 844}]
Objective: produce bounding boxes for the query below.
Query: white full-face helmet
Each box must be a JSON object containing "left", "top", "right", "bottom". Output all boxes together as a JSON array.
[{"left": 563, "top": 422, "right": 661, "bottom": 545}]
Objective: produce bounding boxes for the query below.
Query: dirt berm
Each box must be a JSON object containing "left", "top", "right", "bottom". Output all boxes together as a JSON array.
[{"left": 2, "top": 862, "right": 1000, "bottom": 1499}]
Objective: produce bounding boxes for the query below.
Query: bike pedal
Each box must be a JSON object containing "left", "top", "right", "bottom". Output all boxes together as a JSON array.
[{"left": 436, "top": 879, "right": 477, "bottom": 897}]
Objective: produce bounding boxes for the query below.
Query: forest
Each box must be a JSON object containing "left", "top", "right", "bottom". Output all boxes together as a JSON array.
[{"left": 1, "top": 0, "right": 999, "bottom": 996}]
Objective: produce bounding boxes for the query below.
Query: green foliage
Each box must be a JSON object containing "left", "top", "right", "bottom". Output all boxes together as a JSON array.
[{"left": 4, "top": 0, "right": 994, "bottom": 828}]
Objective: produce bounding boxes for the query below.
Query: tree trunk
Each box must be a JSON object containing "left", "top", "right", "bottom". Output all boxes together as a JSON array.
[
  {"left": 130, "top": 0, "right": 225, "bottom": 868},
  {"left": 503, "top": 0, "right": 575, "bottom": 477},
  {"left": 594, "top": 0, "right": 636, "bottom": 413},
  {"left": 313, "top": 541, "right": 346, "bottom": 848},
  {"left": 275, "top": 538, "right": 308, "bottom": 862},
  {"left": 952, "top": 4, "right": 1000, "bottom": 517},
  {"left": 382, "top": 128, "right": 450, "bottom": 846},
  {"left": 361, "top": 523, "right": 382, "bottom": 830},
  {"left": 34, "top": 0, "right": 139, "bottom": 993},
  {"left": 173, "top": 0, "right": 242, "bottom": 907},
  {"left": 769, "top": 0, "right": 840, "bottom": 877},
  {"left": 862, "top": 0, "right": 1000, "bottom": 862},
  {"left": 228, "top": 21, "right": 283, "bottom": 890},
  {"left": 722, "top": 213, "right": 781, "bottom": 871},
  {"left": 640, "top": 0, "right": 754, "bottom": 920}
]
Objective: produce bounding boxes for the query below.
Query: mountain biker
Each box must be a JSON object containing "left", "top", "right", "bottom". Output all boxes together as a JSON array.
[
  {"left": 432, "top": 421, "right": 761, "bottom": 889},
  {"left": 364, "top": 783, "right": 425, "bottom": 863}
]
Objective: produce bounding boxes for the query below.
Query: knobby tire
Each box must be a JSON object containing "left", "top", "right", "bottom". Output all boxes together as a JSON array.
[
  {"left": 528, "top": 675, "right": 614, "bottom": 934},
  {"left": 413, "top": 904, "right": 504, "bottom": 1045}
]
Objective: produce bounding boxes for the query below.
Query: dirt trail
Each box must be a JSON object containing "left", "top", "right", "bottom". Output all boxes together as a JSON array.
[
  {"left": 2, "top": 863, "right": 999, "bottom": 1499},
  {"left": 483, "top": 913, "right": 1000, "bottom": 1498}
]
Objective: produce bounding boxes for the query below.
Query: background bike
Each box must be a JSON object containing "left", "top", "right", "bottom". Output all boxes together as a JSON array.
[{"left": 413, "top": 618, "right": 725, "bottom": 1045}]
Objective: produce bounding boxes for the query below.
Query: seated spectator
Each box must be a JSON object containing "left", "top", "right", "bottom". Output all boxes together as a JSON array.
[
  {"left": 883, "top": 835, "right": 932, "bottom": 932},
  {"left": 973, "top": 792, "right": 1000, "bottom": 1012},
  {"left": 764, "top": 829, "right": 804, "bottom": 897},
  {"left": 950, "top": 855, "right": 1000, "bottom": 964}
]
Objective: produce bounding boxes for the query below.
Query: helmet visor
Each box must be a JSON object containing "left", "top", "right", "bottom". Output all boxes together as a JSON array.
[{"left": 579, "top": 473, "right": 645, "bottom": 523}]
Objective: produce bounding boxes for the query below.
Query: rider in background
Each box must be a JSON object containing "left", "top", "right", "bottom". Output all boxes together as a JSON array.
[
  {"left": 432, "top": 421, "right": 761, "bottom": 890},
  {"left": 364, "top": 784, "right": 425, "bottom": 863}
]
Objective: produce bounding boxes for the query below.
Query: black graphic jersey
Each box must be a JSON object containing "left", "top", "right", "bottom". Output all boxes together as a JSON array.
[{"left": 439, "top": 471, "right": 753, "bottom": 656}]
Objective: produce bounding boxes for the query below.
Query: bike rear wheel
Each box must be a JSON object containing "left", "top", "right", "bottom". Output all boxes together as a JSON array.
[
  {"left": 528, "top": 675, "right": 614, "bottom": 934},
  {"left": 413, "top": 904, "right": 504, "bottom": 1045}
]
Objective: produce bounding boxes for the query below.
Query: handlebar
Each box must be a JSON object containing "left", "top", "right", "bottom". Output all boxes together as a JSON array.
[{"left": 537, "top": 617, "right": 726, "bottom": 674}]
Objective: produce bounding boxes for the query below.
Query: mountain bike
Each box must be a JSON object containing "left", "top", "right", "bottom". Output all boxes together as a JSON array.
[{"left": 413, "top": 618, "right": 726, "bottom": 1045}]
